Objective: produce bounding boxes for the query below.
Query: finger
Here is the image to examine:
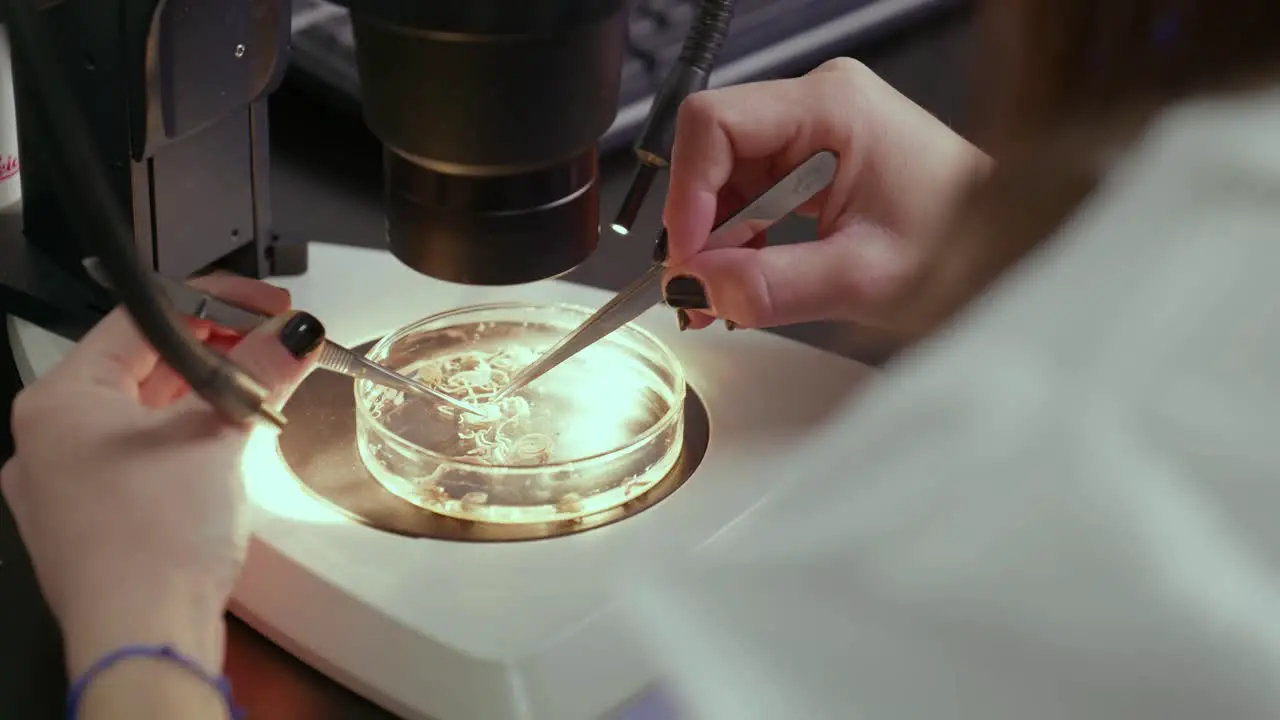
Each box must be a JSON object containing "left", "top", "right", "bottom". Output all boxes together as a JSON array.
[
  {"left": 715, "top": 158, "right": 826, "bottom": 224},
  {"left": 137, "top": 276, "right": 280, "bottom": 403},
  {"left": 189, "top": 273, "right": 292, "bottom": 328},
  {"left": 52, "top": 305, "right": 163, "bottom": 393},
  {"left": 171, "top": 311, "right": 325, "bottom": 420},
  {"left": 678, "top": 309, "right": 717, "bottom": 331},
  {"left": 56, "top": 277, "right": 292, "bottom": 393},
  {"left": 136, "top": 323, "right": 213, "bottom": 408},
  {"left": 809, "top": 56, "right": 853, "bottom": 76},
  {"left": 216, "top": 310, "right": 323, "bottom": 409},
  {"left": 55, "top": 311, "right": 209, "bottom": 395},
  {"left": 2, "top": 458, "right": 18, "bottom": 496},
  {"left": 205, "top": 335, "right": 242, "bottom": 355},
  {"left": 138, "top": 276, "right": 292, "bottom": 405},
  {"left": 1, "top": 459, "right": 25, "bottom": 518},
  {"left": 143, "top": 334, "right": 240, "bottom": 406},
  {"left": 138, "top": 368, "right": 189, "bottom": 407},
  {"left": 663, "top": 223, "right": 911, "bottom": 328},
  {"left": 668, "top": 228, "right": 766, "bottom": 333},
  {"left": 663, "top": 72, "right": 853, "bottom": 264},
  {"left": 700, "top": 182, "right": 774, "bottom": 253}
]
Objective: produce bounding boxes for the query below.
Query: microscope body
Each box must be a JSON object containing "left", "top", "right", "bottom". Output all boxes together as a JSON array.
[
  {"left": 4, "top": 0, "right": 296, "bottom": 334},
  {"left": 14, "top": 0, "right": 296, "bottom": 281},
  {"left": 1, "top": 0, "right": 629, "bottom": 336}
]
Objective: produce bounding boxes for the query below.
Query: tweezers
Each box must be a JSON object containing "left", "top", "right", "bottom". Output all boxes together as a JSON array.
[
  {"left": 491, "top": 149, "right": 840, "bottom": 403},
  {"left": 82, "top": 259, "right": 482, "bottom": 415}
]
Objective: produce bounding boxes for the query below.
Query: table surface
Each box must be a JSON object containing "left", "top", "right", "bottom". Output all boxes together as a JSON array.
[{"left": 0, "top": 11, "right": 973, "bottom": 719}]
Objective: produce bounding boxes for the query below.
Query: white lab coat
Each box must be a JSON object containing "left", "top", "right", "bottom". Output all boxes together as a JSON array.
[{"left": 622, "top": 86, "right": 1280, "bottom": 719}]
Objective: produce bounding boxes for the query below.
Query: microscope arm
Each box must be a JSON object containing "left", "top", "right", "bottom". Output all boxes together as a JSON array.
[{"left": 4, "top": 0, "right": 282, "bottom": 426}]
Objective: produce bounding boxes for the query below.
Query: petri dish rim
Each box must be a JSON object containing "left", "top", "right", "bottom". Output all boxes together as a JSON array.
[{"left": 353, "top": 301, "right": 687, "bottom": 475}]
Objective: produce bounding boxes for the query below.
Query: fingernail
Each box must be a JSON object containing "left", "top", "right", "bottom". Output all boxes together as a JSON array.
[
  {"left": 676, "top": 309, "right": 690, "bottom": 331},
  {"left": 725, "top": 319, "right": 738, "bottom": 331},
  {"left": 653, "top": 230, "right": 669, "bottom": 263},
  {"left": 664, "top": 275, "right": 708, "bottom": 310},
  {"left": 279, "top": 311, "right": 325, "bottom": 358}
]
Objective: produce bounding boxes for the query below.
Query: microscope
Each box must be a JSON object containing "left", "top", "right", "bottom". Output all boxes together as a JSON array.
[
  {"left": 1, "top": 1, "right": 872, "bottom": 717},
  {"left": 0, "top": 0, "right": 729, "bottom": 424}
]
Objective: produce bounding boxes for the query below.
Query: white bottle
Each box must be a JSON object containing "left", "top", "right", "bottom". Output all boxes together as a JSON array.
[{"left": 0, "top": 25, "right": 21, "bottom": 210}]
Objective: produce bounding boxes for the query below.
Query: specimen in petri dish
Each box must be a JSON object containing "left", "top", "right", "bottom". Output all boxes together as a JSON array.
[{"left": 355, "top": 303, "right": 686, "bottom": 524}]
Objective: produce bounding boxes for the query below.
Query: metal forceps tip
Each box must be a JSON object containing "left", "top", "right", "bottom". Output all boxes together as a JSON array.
[{"left": 492, "top": 150, "right": 839, "bottom": 401}]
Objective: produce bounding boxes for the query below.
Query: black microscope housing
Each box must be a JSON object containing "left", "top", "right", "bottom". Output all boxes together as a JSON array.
[{"left": 0, "top": 0, "right": 628, "bottom": 336}]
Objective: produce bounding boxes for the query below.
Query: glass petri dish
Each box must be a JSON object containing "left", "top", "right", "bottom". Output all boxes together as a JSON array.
[{"left": 354, "top": 303, "right": 686, "bottom": 524}]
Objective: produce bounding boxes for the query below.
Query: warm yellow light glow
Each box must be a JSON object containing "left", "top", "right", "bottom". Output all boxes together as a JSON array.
[{"left": 240, "top": 428, "right": 347, "bottom": 525}]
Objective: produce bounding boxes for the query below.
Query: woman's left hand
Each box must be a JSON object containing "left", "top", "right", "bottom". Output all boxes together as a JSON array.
[{"left": 1, "top": 275, "right": 324, "bottom": 675}]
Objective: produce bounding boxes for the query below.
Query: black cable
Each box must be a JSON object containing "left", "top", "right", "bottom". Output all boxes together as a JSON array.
[
  {"left": 2, "top": 0, "right": 281, "bottom": 427},
  {"left": 678, "top": 0, "right": 735, "bottom": 72},
  {"left": 611, "top": 0, "right": 737, "bottom": 235}
]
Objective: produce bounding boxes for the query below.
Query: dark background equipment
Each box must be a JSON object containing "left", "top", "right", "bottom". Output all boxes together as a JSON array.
[{"left": 0, "top": 0, "right": 974, "bottom": 716}]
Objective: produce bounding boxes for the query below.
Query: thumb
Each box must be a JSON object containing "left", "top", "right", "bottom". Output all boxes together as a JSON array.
[
  {"left": 226, "top": 311, "right": 325, "bottom": 406},
  {"left": 180, "top": 311, "right": 326, "bottom": 416},
  {"left": 665, "top": 225, "right": 906, "bottom": 329}
]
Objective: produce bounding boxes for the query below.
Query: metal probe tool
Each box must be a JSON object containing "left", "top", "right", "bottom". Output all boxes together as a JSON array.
[
  {"left": 83, "top": 260, "right": 483, "bottom": 415},
  {"left": 492, "top": 150, "right": 839, "bottom": 403}
]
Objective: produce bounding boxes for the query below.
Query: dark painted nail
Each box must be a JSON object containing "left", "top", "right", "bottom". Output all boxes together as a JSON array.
[
  {"left": 279, "top": 311, "right": 325, "bottom": 358},
  {"left": 725, "top": 319, "right": 738, "bottom": 331},
  {"left": 664, "top": 275, "right": 708, "bottom": 310},
  {"left": 676, "top": 309, "right": 690, "bottom": 331},
  {"left": 653, "top": 230, "right": 669, "bottom": 263}
]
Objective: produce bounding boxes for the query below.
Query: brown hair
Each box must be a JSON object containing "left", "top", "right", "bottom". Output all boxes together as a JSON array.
[{"left": 885, "top": 0, "right": 1280, "bottom": 337}]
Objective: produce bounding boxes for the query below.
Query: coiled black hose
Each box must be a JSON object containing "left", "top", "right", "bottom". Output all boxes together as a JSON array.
[
  {"left": 612, "top": 0, "right": 737, "bottom": 235},
  {"left": 679, "top": 0, "right": 735, "bottom": 72},
  {"left": 3, "top": 0, "right": 281, "bottom": 427}
]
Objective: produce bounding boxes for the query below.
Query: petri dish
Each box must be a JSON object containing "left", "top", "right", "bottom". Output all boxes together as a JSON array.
[{"left": 354, "top": 303, "right": 686, "bottom": 524}]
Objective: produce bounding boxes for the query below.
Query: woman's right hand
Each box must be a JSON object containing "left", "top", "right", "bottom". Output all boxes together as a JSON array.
[{"left": 661, "top": 58, "right": 992, "bottom": 331}]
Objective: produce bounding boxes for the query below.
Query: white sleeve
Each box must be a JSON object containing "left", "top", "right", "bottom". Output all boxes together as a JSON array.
[{"left": 619, "top": 93, "right": 1280, "bottom": 720}]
